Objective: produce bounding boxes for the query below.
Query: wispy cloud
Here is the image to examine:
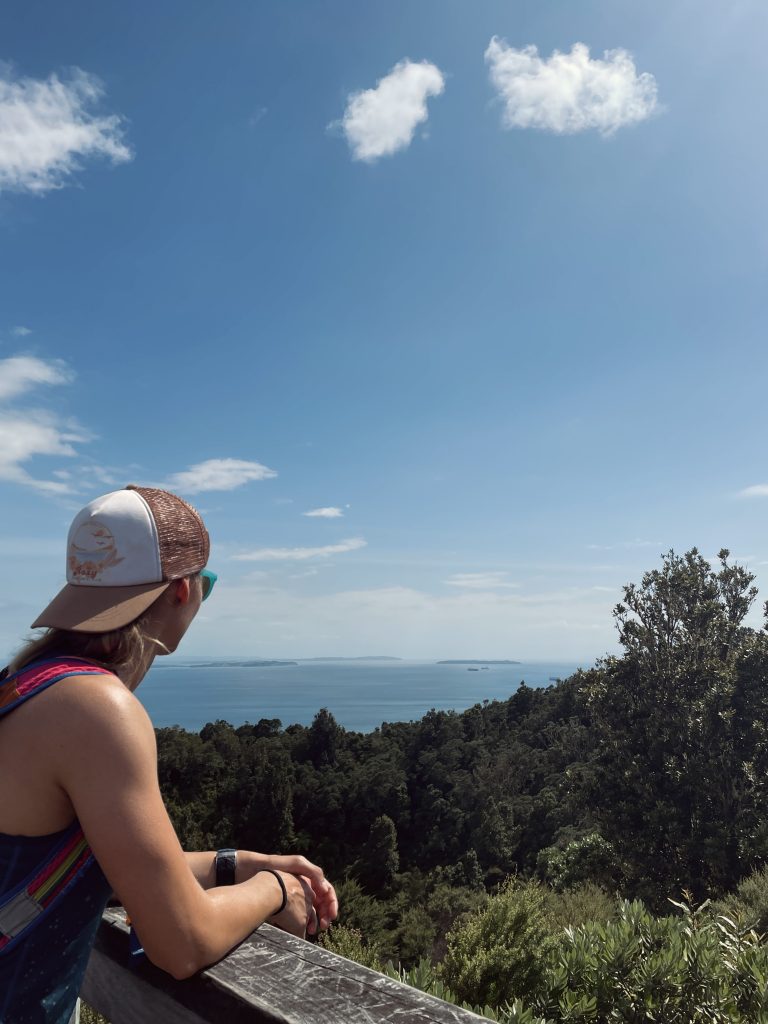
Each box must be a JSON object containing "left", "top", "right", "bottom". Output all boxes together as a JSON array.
[
  {"left": 234, "top": 538, "right": 367, "bottom": 562},
  {"left": 336, "top": 59, "right": 445, "bottom": 162},
  {"left": 737, "top": 484, "right": 768, "bottom": 498},
  {"left": 444, "top": 572, "right": 520, "bottom": 590},
  {"left": 12, "top": 326, "right": 32, "bottom": 336},
  {"left": 303, "top": 507, "right": 344, "bottom": 518},
  {"left": 164, "top": 458, "right": 277, "bottom": 495},
  {"left": 0, "top": 415, "right": 90, "bottom": 494},
  {"left": 0, "top": 354, "right": 89, "bottom": 494},
  {"left": 0, "top": 65, "right": 132, "bottom": 195},
  {"left": 485, "top": 39, "right": 659, "bottom": 136},
  {"left": 195, "top": 579, "right": 619, "bottom": 660},
  {"left": 0, "top": 355, "right": 72, "bottom": 401}
]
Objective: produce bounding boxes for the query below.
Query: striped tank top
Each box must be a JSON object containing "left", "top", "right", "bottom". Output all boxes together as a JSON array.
[{"left": 0, "top": 659, "right": 114, "bottom": 1023}]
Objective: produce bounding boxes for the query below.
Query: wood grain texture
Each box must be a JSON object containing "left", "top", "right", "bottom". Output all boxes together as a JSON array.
[{"left": 81, "top": 909, "right": 493, "bottom": 1023}]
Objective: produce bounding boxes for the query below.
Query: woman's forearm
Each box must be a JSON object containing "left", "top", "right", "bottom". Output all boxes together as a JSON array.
[
  {"left": 160, "top": 870, "right": 284, "bottom": 978},
  {"left": 184, "top": 850, "right": 266, "bottom": 889}
]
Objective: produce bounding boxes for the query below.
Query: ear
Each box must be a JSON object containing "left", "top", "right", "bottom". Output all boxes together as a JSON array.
[{"left": 171, "top": 578, "right": 192, "bottom": 605}]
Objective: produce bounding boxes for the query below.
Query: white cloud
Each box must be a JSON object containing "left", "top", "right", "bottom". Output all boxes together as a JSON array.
[
  {"left": 234, "top": 537, "right": 367, "bottom": 562},
  {"left": 0, "top": 411, "right": 89, "bottom": 493},
  {"left": 587, "top": 539, "right": 662, "bottom": 551},
  {"left": 165, "top": 458, "right": 277, "bottom": 494},
  {"left": 0, "top": 355, "right": 72, "bottom": 401},
  {"left": 737, "top": 484, "right": 768, "bottom": 498},
  {"left": 485, "top": 39, "right": 659, "bottom": 136},
  {"left": 0, "top": 355, "right": 89, "bottom": 493},
  {"left": 12, "top": 326, "right": 32, "bottom": 336},
  {"left": 185, "top": 579, "right": 619, "bottom": 661},
  {"left": 0, "top": 65, "right": 132, "bottom": 195},
  {"left": 444, "top": 572, "right": 520, "bottom": 590},
  {"left": 303, "top": 507, "right": 344, "bottom": 518},
  {"left": 338, "top": 59, "right": 445, "bottom": 162}
]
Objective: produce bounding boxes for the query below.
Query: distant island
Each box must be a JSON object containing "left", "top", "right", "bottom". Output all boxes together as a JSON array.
[
  {"left": 299, "top": 656, "right": 403, "bottom": 662},
  {"left": 436, "top": 659, "right": 521, "bottom": 665},
  {"left": 191, "top": 660, "right": 298, "bottom": 668}
]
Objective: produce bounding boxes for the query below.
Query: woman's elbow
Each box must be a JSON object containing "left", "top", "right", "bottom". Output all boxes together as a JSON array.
[
  {"left": 144, "top": 936, "right": 208, "bottom": 980},
  {"left": 166, "top": 957, "right": 201, "bottom": 981}
]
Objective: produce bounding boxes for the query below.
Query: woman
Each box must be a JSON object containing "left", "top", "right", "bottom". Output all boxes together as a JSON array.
[{"left": 0, "top": 485, "right": 338, "bottom": 1023}]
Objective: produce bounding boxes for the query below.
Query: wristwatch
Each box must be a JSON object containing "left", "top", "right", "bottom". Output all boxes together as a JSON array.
[{"left": 215, "top": 848, "right": 237, "bottom": 886}]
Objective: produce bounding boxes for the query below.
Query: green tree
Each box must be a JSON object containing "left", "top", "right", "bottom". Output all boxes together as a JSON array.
[
  {"left": 307, "top": 708, "right": 342, "bottom": 767},
  {"left": 441, "top": 878, "right": 556, "bottom": 1007},
  {"left": 580, "top": 549, "right": 768, "bottom": 901},
  {"left": 357, "top": 814, "right": 400, "bottom": 893}
]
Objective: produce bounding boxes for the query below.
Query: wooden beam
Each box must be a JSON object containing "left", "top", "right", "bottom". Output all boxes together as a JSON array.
[{"left": 81, "top": 909, "right": 493, "bottom": 1024}]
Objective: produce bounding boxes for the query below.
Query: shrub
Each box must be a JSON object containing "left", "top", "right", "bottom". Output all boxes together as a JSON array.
[
  {"left": 319, "top": 924, "right": 385, "bottom": 970},
  {"left": 441, "top": 877, "right": 556, "bottom": 1007},
  {"left": 529, "top": 896, "right": 768, "bottom": 1023},
  {"left": 545, "top": 883, "right": 616, "bottom": 933},
  {"left": 395, "top": 905, "right": 437, "bottom": 966},
  {"left": 713, "top": 863, "right": 768, "bottom": 933},
  {"left": 79, "top": 1005, "right": 109, "bottom": 1024},
  {"left": 384, "top": 958, "right": 525, "bottom": 1022},
  {"left": 537, "top": 833, "right": 622, "bottom": 892}
]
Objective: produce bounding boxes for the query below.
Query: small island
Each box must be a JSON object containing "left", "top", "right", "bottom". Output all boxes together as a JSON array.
[
  {"left": 299, "top": 656, "right": 403, "bottom": 662},
  {"left": 191, "top": 660, "right": 298, "bottom": 668},
  {"left": 436, "top": 659, "right": 521, "bottom": 665}
]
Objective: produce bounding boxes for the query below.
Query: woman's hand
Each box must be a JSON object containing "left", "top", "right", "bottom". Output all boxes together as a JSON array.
[
  {"left": 239, "top": 853, "right": 338, "bottom": 933},
  {"left": 266, "top": 871, "right": 316, "bottom": 937}
]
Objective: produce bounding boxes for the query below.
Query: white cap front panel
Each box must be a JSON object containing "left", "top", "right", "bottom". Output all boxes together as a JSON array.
[{"left": 66, "top": 489, "right": 163, "bottom": 587}]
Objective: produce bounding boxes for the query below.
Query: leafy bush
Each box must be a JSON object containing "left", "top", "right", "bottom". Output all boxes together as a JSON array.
[
  {"left": 713, "top": 863, "right": 768, "bottom": 933},
  {"left": 527, "top": 896, "right": 768, "bottom": 1023},
  {"left": 319, "top": 924, "right": 385, "bottom": 970},
  {"left": 384, "top": 958, "right": 520, "bottom": 1021},
  {"left": 537, "top": 834, "right": 622, "bottom": 893},
  {"left": 79, "top": 1005, "right": 109, "bottom": 1024},
  {"left": 441, "top": 877, "right": 556, "bottom": 1007},
  {"left": 545, "top": 883, "right": 615, "bottom": 933}
]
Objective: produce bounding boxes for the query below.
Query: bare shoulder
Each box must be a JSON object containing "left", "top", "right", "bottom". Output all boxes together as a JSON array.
[{"left": 37, "top": 672, "right": 157, "bottom": 777}]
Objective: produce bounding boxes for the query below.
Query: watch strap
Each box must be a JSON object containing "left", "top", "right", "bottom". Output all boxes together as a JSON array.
[{"left": 215, "top": 848, "right": 237, "bottom": 886}]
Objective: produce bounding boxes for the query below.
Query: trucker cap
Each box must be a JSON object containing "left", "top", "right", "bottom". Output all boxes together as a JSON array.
[{"left": 31, "top": 485, "right": 210, "bottom": 633}]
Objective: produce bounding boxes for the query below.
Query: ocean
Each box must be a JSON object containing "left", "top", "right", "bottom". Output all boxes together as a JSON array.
[{"left": 137, "top": 659, "right": 585, "bottom": 734}]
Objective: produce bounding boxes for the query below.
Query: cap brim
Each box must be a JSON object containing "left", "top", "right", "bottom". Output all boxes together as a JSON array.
[{"left": 31, "top": 581, "right": 171, "bottom": 633}]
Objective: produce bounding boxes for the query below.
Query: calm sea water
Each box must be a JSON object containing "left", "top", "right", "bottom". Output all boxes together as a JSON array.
[{"left": 137, "top": 660, "right": 584, "bottom": 734}]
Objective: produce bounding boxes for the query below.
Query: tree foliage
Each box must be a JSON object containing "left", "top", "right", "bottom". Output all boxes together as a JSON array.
[
  {"left": 441, "top": 878, "right": 557, "bottom": 1007},
  {"left": 151, "top": 546, "right": 768, "bottom": 1015}
]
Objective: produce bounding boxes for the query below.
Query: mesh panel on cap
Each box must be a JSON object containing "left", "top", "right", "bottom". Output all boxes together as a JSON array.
[{"left": 126, "top": 486, "right": 210, "bottom": 580}]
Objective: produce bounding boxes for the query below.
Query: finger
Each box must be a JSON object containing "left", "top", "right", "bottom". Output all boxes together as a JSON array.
[
  {"left": 262, "top": 856, "right": 332, "bottom": 896},
  {"left": 317, "top": 890, "right": 338, "bottom": 929},
  {"left": 306, "top": 906, "right": 320, "bottom": 936},
  {"left": 321, "top": 884, "right": 339, "bottom": 923},
  {"left": 294, "top": 859, "right": 331, "bottom": 893}
]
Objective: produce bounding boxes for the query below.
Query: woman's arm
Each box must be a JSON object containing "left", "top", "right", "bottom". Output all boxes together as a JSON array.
[
  {"left": 47, "top": 674, "right": 311, "bottom": 979},
  {"left": 184, "top": 851, "right": 338, "bottom": 932}
]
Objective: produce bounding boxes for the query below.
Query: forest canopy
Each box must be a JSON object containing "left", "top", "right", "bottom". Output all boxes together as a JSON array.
[{"left": 154, "top": 548, "right": 768, "bottom": 1016}]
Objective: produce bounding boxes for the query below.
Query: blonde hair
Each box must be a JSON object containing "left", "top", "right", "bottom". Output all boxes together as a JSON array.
[
  {"left": 9, "top": 572, "right": 204, "bottom": 678},
  {"left": 8, "top": 616, "right": 170, "bottom": 678}
]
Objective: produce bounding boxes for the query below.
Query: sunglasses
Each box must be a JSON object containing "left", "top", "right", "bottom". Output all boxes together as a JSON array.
[{"left": 199, "top": 569, "right": 218, "bottom": 601}]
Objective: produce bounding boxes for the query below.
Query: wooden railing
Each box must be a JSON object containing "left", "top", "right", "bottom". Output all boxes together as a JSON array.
[{"left": 81, "top": 908, "right": 493, "bottom": 1023}]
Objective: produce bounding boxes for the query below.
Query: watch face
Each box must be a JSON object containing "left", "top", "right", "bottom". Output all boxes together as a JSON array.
[{"left": 215, "top": 849, "right": 237, "bottom": 886}]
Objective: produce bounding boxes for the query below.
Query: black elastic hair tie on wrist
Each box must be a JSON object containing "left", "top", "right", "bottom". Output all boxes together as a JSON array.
[{"left": 258, "top": 868, "right": 288, "bottom": 915}]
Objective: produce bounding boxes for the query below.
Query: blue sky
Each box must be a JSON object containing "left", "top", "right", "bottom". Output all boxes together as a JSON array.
[{"left": 2, "top": 0, "right": 768, "bottom": 661}]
